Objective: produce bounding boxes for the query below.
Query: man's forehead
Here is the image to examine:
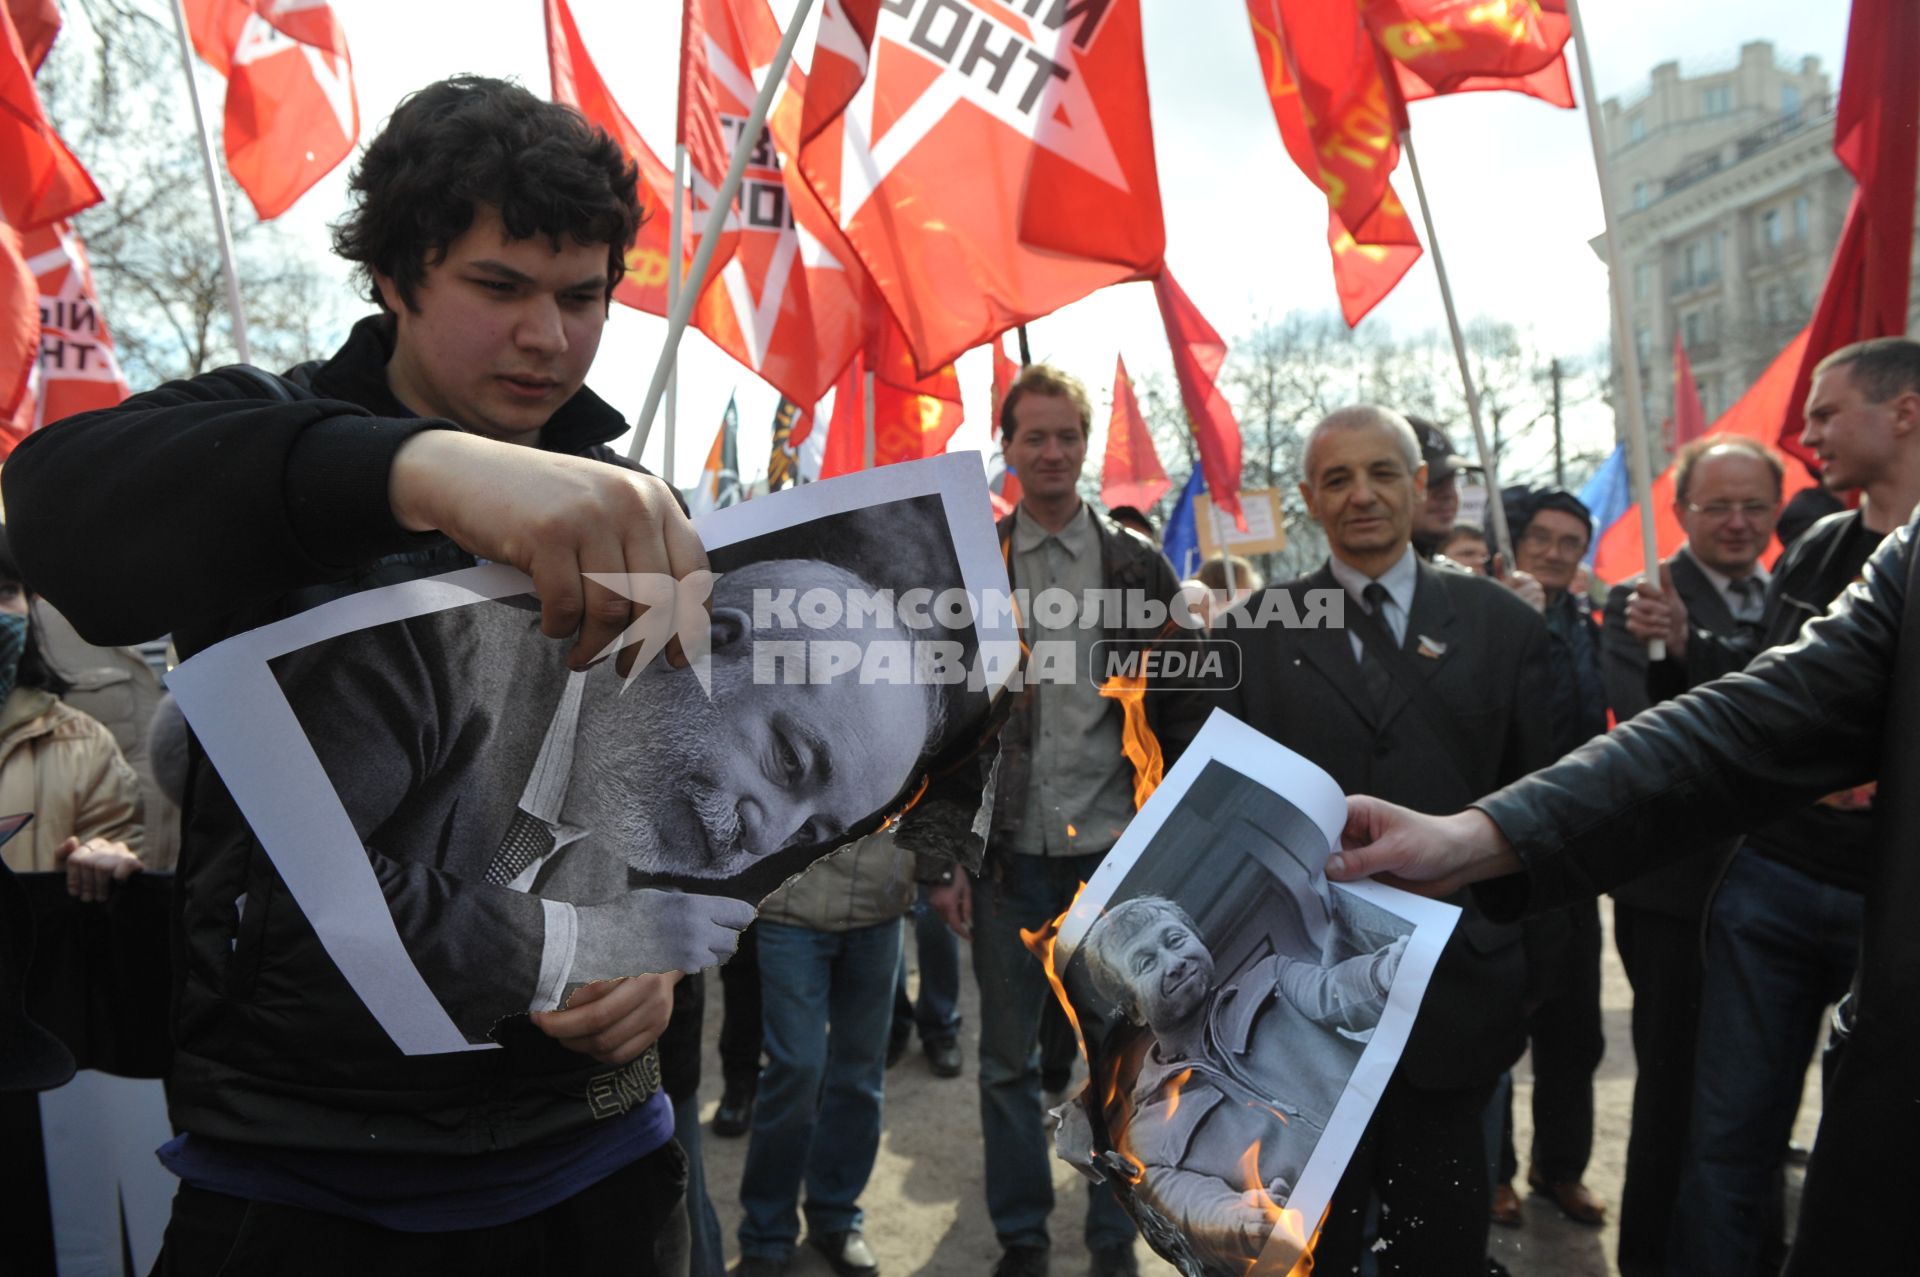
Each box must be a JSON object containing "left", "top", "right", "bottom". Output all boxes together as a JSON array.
[
  {"left": 1691, "top": 452, "right": 1775, "bottom": 492},
  {"left": 1311, "top": 424, "right": 1409, "bottom": 474}
]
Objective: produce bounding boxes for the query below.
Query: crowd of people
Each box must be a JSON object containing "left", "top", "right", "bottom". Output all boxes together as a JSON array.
[{"left": 2, "top": 73, "right": 1914, "bottom": 1277}]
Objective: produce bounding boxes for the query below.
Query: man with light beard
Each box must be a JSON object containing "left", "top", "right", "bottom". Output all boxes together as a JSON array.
[{"left": 279, "top": 556, "right": 944, "bottom": 1042}]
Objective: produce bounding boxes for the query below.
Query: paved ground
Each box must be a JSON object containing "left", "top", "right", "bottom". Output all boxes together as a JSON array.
[{"left": 694, "top": 902, "right": 1821, "bottom": 1276}]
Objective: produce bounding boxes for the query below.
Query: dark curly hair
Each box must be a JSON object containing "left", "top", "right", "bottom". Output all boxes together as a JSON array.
[{"left": 331, "top": 76, "right": 643, "bottom": 313}]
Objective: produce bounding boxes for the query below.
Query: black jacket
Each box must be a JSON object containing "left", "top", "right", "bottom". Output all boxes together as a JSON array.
[
  {"left": 1219, "top": 557, "right": 1554, "bottom": 1091},
  {"left": 1658, "top": 510, "right": 1882, "bottom": 893},
  {"left": 1, "top": 317, "right": 665, "bottom": 1155},
  {"left": 1599, "top": 550, "right": 1752, "bottom": 918},
  {"left": 983, "top": 507, "right": 1208, "bottom": 859},
  {"left": 1475, "top": 513, "right": 1918, "bottom": 1274}
]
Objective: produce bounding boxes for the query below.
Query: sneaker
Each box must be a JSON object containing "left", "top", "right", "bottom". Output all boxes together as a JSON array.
[
  {"left": 992, "top": 1245, "right": 1049, "bottom": 1277},
  {"left": 925, "top": 1037, "right": 963, "bottom": 1078},
  {"left": 810, "top": 1229, "right": 880, "bottom": 1277},
  {"left": 1088, "top": 1245, "right": 1137, "bottom": 1277},
  {"left": 712, "top": 1088, "right": 754, "bottom": 1138}
]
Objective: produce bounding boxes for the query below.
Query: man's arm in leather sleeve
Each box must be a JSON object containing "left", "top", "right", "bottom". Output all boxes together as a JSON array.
[{"left": 1474, "top": 519, "right": 1909, "bottom": 918}]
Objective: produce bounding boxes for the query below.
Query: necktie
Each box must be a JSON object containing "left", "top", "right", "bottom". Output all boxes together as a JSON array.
[
  {"left": 484, "top": 808, "right": 557, "bottom": 887},
  {"left": 1359, "top": 582, "right": 1394, "bottom": 713},
  {"left": 1727, "top": 577, "right": 1764, "bottom": 623}
]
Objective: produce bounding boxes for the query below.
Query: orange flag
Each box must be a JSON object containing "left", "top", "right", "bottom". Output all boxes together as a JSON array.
[
  {"left": 4, "top": 220, "right": 130, "bottom": 455},
  {"left": 1363, "top": 0, "right": 1573, "bottom": 107},
  {"left": 1245, "top": 0, "right": 1422, "bottom": 326},
  {"left": 1778, "top": 0, "right": 1920, "bottom": 471},
  {"left": 1153, "top": 270, "right": 1244, "bottom": 526},
  {"left": 793, "top": 0, "right": 1164, "bottom": 376},
  {"left": 1672, "top": 333, "right": 1706, "bottom": 447},
  {"left": 1, "top": 4, "right": 98, "bottom": 230},
  {"left": 545, "top": 0, "right": 678, "bottom": 312},
  {"left": 183, "top": 0, "right": 358, "bottom": 220},
  {"left": 1594, "top": 329, "right": 1816, "bottom": 584},
  {"left": 0, "top": 223, "right": 33, "bottom": 426},
  {"left": 1101, "top": 356, "right": 1169, "bottom": 512}
]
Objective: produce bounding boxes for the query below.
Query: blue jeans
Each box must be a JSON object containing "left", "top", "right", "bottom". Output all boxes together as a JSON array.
[
  {"left": 737, "top": 919, "right": 902, "bottom": 1260},
  {"left": 894, "top": 886, "right": 962, "bottom": 1043},
  {"left": 673, "top": 1090, "right": 726, "bottom": 1277},
  {"left": 1670, "top": 848, "right": 1861, "bottom": 1277},
  {"left": 972, "top": 851, "right": 1136, "bottom": 1252}
]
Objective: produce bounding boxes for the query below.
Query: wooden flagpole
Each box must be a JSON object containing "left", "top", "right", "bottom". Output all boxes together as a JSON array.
[
  {"left": 168, "top": 0, "right": 252, "bottom": 364},
  {"left": 1567, "top": 0, "right": 1666, "bottom": 657},
  {"left": 629, "top": 0, "right": 817, "bottom": 458}
]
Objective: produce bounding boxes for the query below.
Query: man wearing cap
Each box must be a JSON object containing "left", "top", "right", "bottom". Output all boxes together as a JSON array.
[
  {"left": 1408, "top": 417, "right": 1465, "bottom": 561},
  {"left": 1496, "top": 486, "right": 1609, "bottom": 1227}
]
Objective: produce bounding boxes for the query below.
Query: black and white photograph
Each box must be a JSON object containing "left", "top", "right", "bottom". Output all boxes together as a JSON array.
[
  {"left": 165, "top": 454, "right": 1019, "bottom": 1055},
  {"left": 1049, "top": 712, "right": 1458, "bottom": 1276}
]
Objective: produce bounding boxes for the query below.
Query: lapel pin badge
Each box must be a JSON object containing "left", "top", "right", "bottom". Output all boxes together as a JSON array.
[{"left": 1416, "top": 635, "right": 1447, "bottom": 659}]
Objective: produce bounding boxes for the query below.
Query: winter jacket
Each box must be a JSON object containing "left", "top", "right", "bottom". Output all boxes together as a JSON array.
[
  {"left": 1472, "top": 511, "right": 1920, "bottom": 1275},
  {"left": 756, "top": 827, "right": 917, "bottom": 932},
  {"left": 0, "top": 687, "right": 144, "bottom": 871}
]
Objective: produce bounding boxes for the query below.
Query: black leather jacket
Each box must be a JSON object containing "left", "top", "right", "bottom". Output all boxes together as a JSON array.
[{"left": 1471, "top": 512, "right": 1918, "bottom": 1274}]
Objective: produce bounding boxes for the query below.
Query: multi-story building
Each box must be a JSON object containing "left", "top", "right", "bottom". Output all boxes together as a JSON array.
[{"left": 1598, "top": 40, "right": 1920, "bottom": 456}]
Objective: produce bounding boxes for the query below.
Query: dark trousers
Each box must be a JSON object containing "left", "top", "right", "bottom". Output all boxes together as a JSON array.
[
  {"left": 150, "top": 1139, "right": 690, "bottom": 1276},
  {"left": 1526, "top": 897, "right": 1605, "bottom": 1182},
  {"left": 1316, "top": 1076, "right": 1499, "bottom": 1277},
  {"left": 1613, "top": 901, "right": 1704, "bottom": 1276},
  {"left": 718, "top": 921, "right": 764, "bottom": 1098}
]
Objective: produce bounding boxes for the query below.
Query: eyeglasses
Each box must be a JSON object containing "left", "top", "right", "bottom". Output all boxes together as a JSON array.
[
  {"left": 1519, "top": 526, "right": 1588, "bottom": 557},
  {"left": 1684, "top": 501, "right": 1776, "bottom": 521}
]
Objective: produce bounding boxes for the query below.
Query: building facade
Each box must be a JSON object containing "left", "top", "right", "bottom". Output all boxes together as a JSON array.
[{"left": 1598, "top": 41, "right": 1920, "bottom": 458}]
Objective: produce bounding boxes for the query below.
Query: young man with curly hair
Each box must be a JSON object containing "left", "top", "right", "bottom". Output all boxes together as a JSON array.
[{"left": 4, "top": 77, "right": 705, "bottom": 1274}]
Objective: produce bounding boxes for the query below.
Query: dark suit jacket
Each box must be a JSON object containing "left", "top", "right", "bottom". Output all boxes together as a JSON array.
[
  {"left": 1219, "top": 556, "right": 1553, "bottom": 1091},
  {"left": 1601, "top": 550, "right": 1748, "bottom": 918}
]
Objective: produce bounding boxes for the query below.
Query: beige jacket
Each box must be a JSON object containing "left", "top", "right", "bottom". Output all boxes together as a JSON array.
[
  {"left": 757, "top": 827, "right": 918, "bottom": 932},
  {"left": 0, "top": 687, "right": 145, "bottom": 872}
]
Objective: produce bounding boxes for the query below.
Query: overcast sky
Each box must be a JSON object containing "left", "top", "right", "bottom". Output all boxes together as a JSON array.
[{"left": 243, "top": 0, "right": 1849, "bottom": 491}]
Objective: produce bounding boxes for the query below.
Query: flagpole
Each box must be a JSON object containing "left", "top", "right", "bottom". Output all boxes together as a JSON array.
[
  {"left": 862, "top": 370, "right": 876, "bottom": 470},
  {"left": 659, "top": 143, "right": 688, "bottom": 488},
  {"left": 1398, "top": 128, "right": 1513, "bottom": 566},
  {"left": 628, "top": 0, "right": 817, "bottom": 459},
  {"left": 1567, "top": 0, "right": 1665, "bottom": 658},
  {"left": 167, "top": 0, "right": 251, "bottom": 365}
]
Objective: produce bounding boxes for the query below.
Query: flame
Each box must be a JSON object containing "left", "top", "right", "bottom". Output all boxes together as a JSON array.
[
  {"left": 1163, "top": 1067, "right": 1194, "bottom": 1120},
  {"left": 1019, "top": 879, "right": 1093, "bottom": 1071},
  {"left": 1098, "top": 670, "right": 1165, "bottom": 810},
  {"left": 1237, "top": 1143, "right": 1324, "bottom": 1276},
  {"left": 1067, "top": 823, "right": 1078, "bottom": 838}
]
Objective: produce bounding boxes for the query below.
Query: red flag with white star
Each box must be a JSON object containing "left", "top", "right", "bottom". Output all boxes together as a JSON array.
[
  {"left": 794, "top": 0, "right": 1164, "bottom": 376},
  {"left": 182, "top": 0, "right": 358, "bottom": 220},
  {"left": 4, "top": 220, "right": 129, "bottom": 455}
]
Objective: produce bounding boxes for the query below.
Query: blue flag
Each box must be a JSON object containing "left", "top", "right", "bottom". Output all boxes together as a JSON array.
[
  {"left": 1163, "top": 467, "right": 1208, "bottom": 579},
  {"left": 1577, "top": 442, "right": 1631, "bottom": 567}
]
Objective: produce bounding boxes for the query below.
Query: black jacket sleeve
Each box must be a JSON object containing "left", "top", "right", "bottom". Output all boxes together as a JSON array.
[
  {"left": 2, "top": 367, "right": 450, "bottom": 646},
  {"left": 1472, "top": 517, "right": 1908, "bottom": 917}
]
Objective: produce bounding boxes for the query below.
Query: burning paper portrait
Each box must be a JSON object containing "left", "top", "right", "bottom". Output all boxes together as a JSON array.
[
  {"left": 167, "top": 455, "right": 1017, "bottom": 1055},
  {"left": 1046, "top": 712, "right": 1458, "bottom": 1276}
]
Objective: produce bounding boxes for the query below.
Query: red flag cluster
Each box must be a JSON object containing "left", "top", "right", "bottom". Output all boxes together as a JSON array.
[
  {"left": 1777, "top": 0, "right": 1920, "bottom": 471},
  {"left": 1100, "top": 356, "right": 1168, "bottom": 513},
  {"left": 1244, "top": 0, "right": 1570, "bottom": 325},
  {"left": 182, "top": 0, "right": 359, "bottom": 220}
]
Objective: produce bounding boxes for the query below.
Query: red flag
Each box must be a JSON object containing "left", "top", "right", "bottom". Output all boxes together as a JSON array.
[
  {"left": 182, "top": 0, "right": 358, "bottom": 220},
  {"left": 1363, "top": 0, "right": 1573, "bottom": 108},
  {"left": 673, "top": 0, "right": 741, "bottom": 276},
  {"left": 4, "top": 220, "right": 130, "bottom": 455},
  {"left": 1594, "top": 329, "right": 1816, "bottom": 584},
  {"left": 6, "top": 0, "right": 59, "bottom": 71},
  {"left": 1, "top": 5, "right": 98, "bottom": 230},
  {"left": 819, "top": 323, "right": 965, "bottom": 480},
  {"left": 1102, "top": 355, "right": 1169, "bottom": 512},
  {"left": 1246, "top": 0, "right": 1422, "bottom": 325},
  {"left": 546, "top": 0, "right": 680, "bottom": 313},
  {"left": 0, "top": 222, "right": 34, "bottom": 427},
  {"left": 1672, "top": 332, "right": 1707, "bottom": 447},
  {"left": 794, "top": 0, "right": 1165, "bottom": 375},
  {"left": 1778, "top": 0, "right": 1920, "bottom": 470},
  {"left": 988, "top": 333, "right": 1023, "bottom": 515},
  {"left": 800, "top": 0, "right": 881, "bottom": 144},
  {"left": 1153, "top": 269, "right": 1244, "bottom": 526}
]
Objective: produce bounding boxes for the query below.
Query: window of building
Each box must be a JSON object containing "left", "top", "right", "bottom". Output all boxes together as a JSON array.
[
  {"left": 1683, "top": 236, "right": 1719, "bottom": 288},
  {"left": 1683, "top": 310, "right": 1704, "bottom": 347},
  {"left": 1702, "top": 84, "right": 1733, "bottom": 116},
  {"left": 1629, "top": 114, "right": 1645, "bottom": 143},
  {"left": 1794, "top": 194, "right": 1812, "bottom": 239},
  {"left": 1782, "top": 84, "right": 1802, "bottom": 116},
  {"left": 1635, "top": 261, "right": 1653, "bottom": 301},
  {"left": 1632, "top": 180, "right": 1649, "bottom": 210},
  {"left": 1635, "top": 325, "right": 1652, "bottom": 370},
  {"left": 1762, "top": 208, "right": 1783, "bottom": 249}
]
